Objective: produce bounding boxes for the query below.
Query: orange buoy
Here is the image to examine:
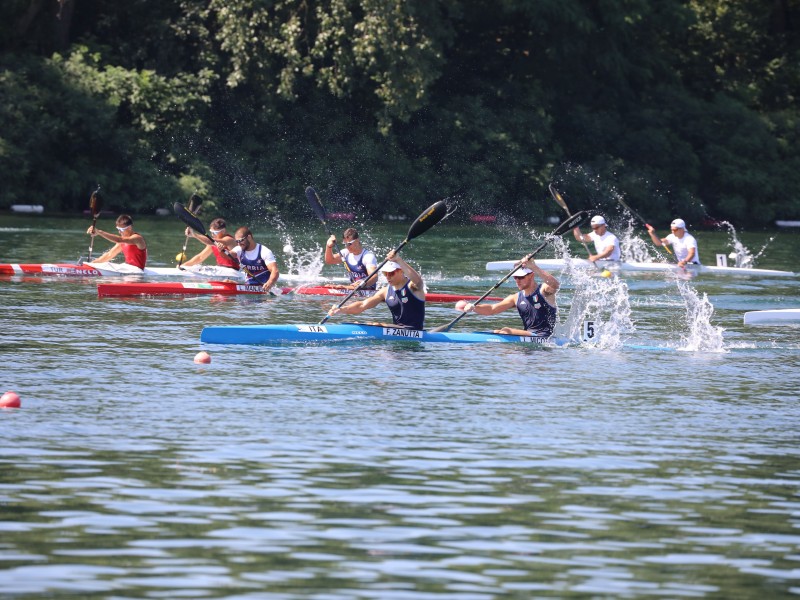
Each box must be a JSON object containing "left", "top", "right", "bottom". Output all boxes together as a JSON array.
[
  {"left": 193, "top": 351, "right": 211, "bottom": 364},
  {"left": 1, "top": 391, "right": 21, "bottom": 408}
]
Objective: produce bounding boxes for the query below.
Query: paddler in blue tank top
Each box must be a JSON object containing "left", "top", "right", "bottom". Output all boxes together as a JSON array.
[
  {"left": 326, "top": 251, "right": 425, "bottom": 329},
  {"left": 457, "top": 257, "right": 559, "bottom": 338},
  {"left": 324, "top": 227, "right": 379, "bottom": 290},
  {"left": 224, "top": 226, "right": 280, "bottom": 292}
]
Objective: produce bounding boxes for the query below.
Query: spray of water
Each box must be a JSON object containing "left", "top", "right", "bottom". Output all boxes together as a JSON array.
[
  {"left": 675, "top": 280, "right": 726, "bottom": 352},
  {"left": 551, "top": 246, "right": 635, "bottom": 349}
]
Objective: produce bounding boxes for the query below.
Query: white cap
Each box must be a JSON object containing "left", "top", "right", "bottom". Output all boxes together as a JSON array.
[
  {"left": 671, "top": 218, "right": 686, "bottom": 229},
  {"left": 590, "top": 215, "right": 606, "bottom": 226},
  {"left": 380, "top": 261, "right": 402, "bottom": 273},
  {"left": 511, "top": 266, "right": 533, "bottom": 277}
]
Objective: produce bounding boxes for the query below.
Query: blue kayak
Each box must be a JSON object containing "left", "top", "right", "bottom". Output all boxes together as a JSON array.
[{"left": 200, "top": 323, "right": 574, "bottom": 346}]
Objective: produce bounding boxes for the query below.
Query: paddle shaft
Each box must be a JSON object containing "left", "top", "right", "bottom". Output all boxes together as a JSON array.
[
  {"left": 86, "top": 188, "right": 103, "bottom": 261},
  {"left": 431, "top": 210, "right": 588, "bottom": 333},
  {"left": 318, "top": 239, "right": 411, "bottom": 325},
  {"left": 173, "top": 202, "right": 259, "bottom": 280},
  {"left": 319, "top": 199, "right": 450, "bottom": 325},
  {"left": 305, "top": 186, "right": 352, "bottom": 275},
  {"left": 177, "top": 194, "right": 202, "bottom": 268},
  {"left": 548, "top": 184, "right": 606, "bottom": 272},
  {"left": 616, "top": 195, "right": 675, "bottom": 259}
]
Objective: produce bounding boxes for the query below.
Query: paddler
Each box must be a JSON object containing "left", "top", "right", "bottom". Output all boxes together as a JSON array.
[
  {"left": 645, "top": 218, "right": 701, "bottom": 269},
  {"left": 572, "top": 215, "right": 621, "bottom": 263},
  {"left": 324, "top": 227, "right": 379, "bottom": 290},
  {"left": 327, "top": 251, "right": 425, "bottom": 329},
  {"left": 181, "top": 217, "right": 240, "bottom": 270},
  {"left": 225, "top": 226, "right": 280, "bottom": 293},
  {"left": 86, "top": 214, "right": 147, "bottom": 269},
  {"left": 456, "top": 257, "right": 559, "bottom": 338}
]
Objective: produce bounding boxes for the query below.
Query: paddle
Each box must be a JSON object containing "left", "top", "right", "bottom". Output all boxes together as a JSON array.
[
  {"left": 430, "top": 210, "right": 589, "bottom": 333},
  {"left": 615, "top": 195, "right": 676, "bottom": 260},
  {"left": 319, "top": 199, "right": 451, "bottom": 325},
  {"left": 305, "top": 186, "right": 353, "bottom": 276},
  {"left": 173, "top": 201, "right": 254, "bottom": 280},
  {"left": 79, "top": 187, "right": 103, "bottom": 264},
  {"left": 177, "top": 193, "right": 203, "bottom": 268},
  {"left": 548, "top": 184, "right": 612, "bottom": 277}
]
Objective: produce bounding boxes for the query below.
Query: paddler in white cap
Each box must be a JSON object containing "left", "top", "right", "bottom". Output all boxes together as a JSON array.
[
  {"left": 572, "top": 215, "right": 621, "bottom": 263},
  {"left": 327, "top": 250, "right": 426, "bottom": 329},
  {"left": 645, "top": 218, "right": 701, "bottom": 268},
  {"left": 457, "top": 257, "right": 559, "bottom": 338}
]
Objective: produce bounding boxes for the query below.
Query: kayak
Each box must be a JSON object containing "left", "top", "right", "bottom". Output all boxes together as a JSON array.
[
  {"left": 0, "top": 262, "right": 243, "bottom": 279},
  {"left": 485, "top": 258, "right": 796, "bottom": 277},
  {"left": 0, "top": 262, "right": 346, "bottom": 284},
  {"left": 743, "top": 309, "right": 800, "bottom": 325},
  {"left": 96, "top": 281, "right": 501, "bottom": 303},
  {"left": 200, "top": 322, "right": 574, "bottom": 346}
]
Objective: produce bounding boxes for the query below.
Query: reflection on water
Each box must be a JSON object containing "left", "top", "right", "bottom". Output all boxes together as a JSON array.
[{"left": 1, "top": 214, "right": 800, "bottom": 597}]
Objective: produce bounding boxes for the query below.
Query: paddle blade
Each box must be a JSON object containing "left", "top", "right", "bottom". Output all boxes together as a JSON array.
[
  {"left": 188, "top": 193, "right": 203, "bottom": 213},
  {"left": 305, "top": 186, "right": 328, "bottom": 224},
  {"left": 174, "top": 202, "right": 206, "bottom": 235},
  {"left": 407, "top": 200, "right": 449, "bottom": 241},
  {"left": 552, "top": 210, "right": 589, "bottom": 236},
  {"left": 548, "top": 184, "right": 570, "bottom": 213},
  {"left": 89, "top": 187, "right": 103, "bottom": 216}
]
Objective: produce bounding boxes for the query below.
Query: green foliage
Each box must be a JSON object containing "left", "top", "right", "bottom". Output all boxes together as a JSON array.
[{"left": 1, "top": 0, "right": 799, "bottom": 225}]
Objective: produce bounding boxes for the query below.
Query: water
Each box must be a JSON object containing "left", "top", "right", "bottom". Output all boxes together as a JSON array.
[{"left": 2, "top": 213, "right": 800, "bottom": 598}]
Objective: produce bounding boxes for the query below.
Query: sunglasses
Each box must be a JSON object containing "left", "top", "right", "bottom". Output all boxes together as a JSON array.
[
  {"left": 383, "top": 268, "right": 401, "bottom": 276},
  {"left": 235, "top": 235, "right": 249, "bottom": 244},
  {"left": 209, "top": 228, "right": 223, "bottom": 235},
  {"left": 344, "top": 240, "right": 357, "bottom": 246},
  {"left": 116, "top": 225, "right": 131, "bottom": 232}
]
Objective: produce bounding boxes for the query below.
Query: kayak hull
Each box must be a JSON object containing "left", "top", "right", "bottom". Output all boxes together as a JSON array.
[
  {"left": 743, "top": 309, "right": 800, "bottom": 325},
  {"left": 1, "top": 262, "right": 344, "bottom": 283},
  {"left": 485, "top": 259, "right": 796, "bottom": 277},
  {"left": 97, "top": 281, "right": 501, "bottom": 303},
  {"left": 200, "top": 323, "right": 570, "bottom": 346}
]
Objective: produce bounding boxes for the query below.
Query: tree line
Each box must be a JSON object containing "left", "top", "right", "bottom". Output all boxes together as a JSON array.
[{"left": 1, "top": 0, "right": 798, "bottom": 228}]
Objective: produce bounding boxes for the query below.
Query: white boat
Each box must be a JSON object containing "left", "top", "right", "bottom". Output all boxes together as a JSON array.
[
  {"left": 0, "top": 261, "right": 346, "bottom": 284},
  {"left": 776, "top": 220, "right": 800, "bottom": 228},
  {"left": 485, "top": 258, "right": 796, "bottom": 278},
  {"left": 743, "top": 309, "right": 800, "bottom": 325}
]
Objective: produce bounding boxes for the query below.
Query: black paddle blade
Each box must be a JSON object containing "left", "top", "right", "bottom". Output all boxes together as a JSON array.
[
  {"left": 407, "top": 200, "right": 449, "bottom": 241},
  {"left": 89, "top": 187, "right": 103, "bottom": 215},
  {"left": 552, "top": 210, "right": 589, "bottom": 236},
  {"left": 305, "top": 186, "right": 328, "bottom": 223},
  {"left": 174, "top": 202, "right": 206, "bottom": 235},
  {"left": 188, "top": 193, "right": 203, "bottom": 213}
]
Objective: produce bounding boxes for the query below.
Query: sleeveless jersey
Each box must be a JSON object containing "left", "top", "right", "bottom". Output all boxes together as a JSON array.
[
  {"left": 516, "top": 284, "right": 557, "bottom": 337},
  {"left": 237, "top": 244, "right": 276, "bottom": 285},
  {"left": 385, "top": 280, "right": 425, "bottom": 330},
  {"left": 212, "top": 245, "right": 239, "bottom": 269},
  {"left": 342, "top": 248, "right": 378, "bottom": 289},
  {"left": 121, "top": 242, "right": 147, "bottom": 269}
]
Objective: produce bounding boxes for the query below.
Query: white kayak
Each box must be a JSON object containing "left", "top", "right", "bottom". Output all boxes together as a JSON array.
[
  {"left": 485, "top": 258, "right": 796, "bottom": 278},
  {"left": 0, "top": 261, "right": 346, "bottom": 284},
  {"left": 743, "top": 309, "right": 800, "bottom": 325}
]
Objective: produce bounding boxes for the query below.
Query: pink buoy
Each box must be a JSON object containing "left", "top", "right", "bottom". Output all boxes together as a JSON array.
[
  {"left": 193, "top": 351, "right": 212, "bottom": 364},
  {"left": 1, "top": 391, "right": 21, "bottom": 408}
]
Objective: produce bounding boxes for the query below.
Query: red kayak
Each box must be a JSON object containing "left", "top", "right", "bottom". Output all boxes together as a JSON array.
[{"left": 97, "top": 281, "right": 501, "bottom": 303}]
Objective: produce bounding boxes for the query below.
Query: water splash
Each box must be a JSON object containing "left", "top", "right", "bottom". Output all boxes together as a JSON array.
[
  {"left": 676, "top": 280, "right": 725, "bottom": 352},
  {"left": 556, "top": 261, "right": 635, "bottom": 349},
  {"left": 717, "top": 221, "right": 775, "bottom": 268}
]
